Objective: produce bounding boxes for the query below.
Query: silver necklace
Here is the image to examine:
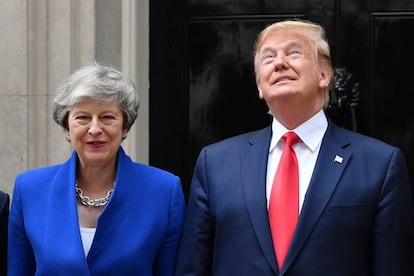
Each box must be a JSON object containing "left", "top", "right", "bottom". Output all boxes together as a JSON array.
[{"left": 75, "top": 181, "right": 114, "bottom": 207}]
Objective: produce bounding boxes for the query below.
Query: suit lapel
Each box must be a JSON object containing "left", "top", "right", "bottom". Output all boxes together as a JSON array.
[
  {"left": 240, "top": 126, "right": 279, "bottom": 274},
  {"left": 47, "top": 151, "right": 90, "bottom": 273},
  {"left": 44, "top": 148, "right": 134, "bottom": 272},
  {"left": 88, "top": 148, "right": 134, "bottom": 259},
  {"left": 281, "top": 123, "right": 352, "bottom": 274}
]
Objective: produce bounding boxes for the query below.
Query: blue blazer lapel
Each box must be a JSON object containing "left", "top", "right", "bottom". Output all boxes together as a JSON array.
[
  {"left": 281, "top": 122, "right": 352, "bottom": 273},
  {"left": 240, "top": 126, "right": 279, "bottom": 274},
  {"left": 46, "top": 151, "right": 90, "bottom": 273},
  {"left": 88, "top": 148, "right": 134, "bottom": 259}
]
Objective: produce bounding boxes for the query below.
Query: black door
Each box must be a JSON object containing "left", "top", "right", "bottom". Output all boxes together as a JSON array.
[{"left": 150, "top": 0, "right": 414, "bottom": 198}]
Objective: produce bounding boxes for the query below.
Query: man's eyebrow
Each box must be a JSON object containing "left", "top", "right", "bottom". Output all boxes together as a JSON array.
[{"left": 260, "top": 40, "right": 304, "bottom": 53}]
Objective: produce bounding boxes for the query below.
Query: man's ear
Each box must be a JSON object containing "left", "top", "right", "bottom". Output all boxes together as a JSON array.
[
  {"left": 319, "top": 68, "right": 332, "bottom": 89},
  {"left": 257, "top": 77, "right": 264, "bottom": 99}
]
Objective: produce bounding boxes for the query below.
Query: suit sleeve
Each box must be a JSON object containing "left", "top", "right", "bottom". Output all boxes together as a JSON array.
[
  {"left": 153, "top": 176, "right": 186, "bottom": 276},
  {"left": 0, "top": 192, "right": 9, "bottom": 275},
  {"left": 373, "top": 148, "right": 414, "bottom": 275},
  {"left": 8, "top": 178, "right": 36, "bottom": 275},
  {"left": 176, "top": 148, "right": 214, "bottom": 276}
]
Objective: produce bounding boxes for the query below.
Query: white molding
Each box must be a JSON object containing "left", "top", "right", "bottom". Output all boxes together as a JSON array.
[{"left": 121, "top": 0, "right": 149, "bottom": 163}]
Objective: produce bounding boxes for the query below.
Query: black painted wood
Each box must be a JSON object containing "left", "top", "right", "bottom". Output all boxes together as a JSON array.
[{"left": 150, "top": 0, "right": 414, "bottom": 198}]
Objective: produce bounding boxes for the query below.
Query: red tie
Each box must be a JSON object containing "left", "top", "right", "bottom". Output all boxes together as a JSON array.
[{"left": 269, "top": 131, "right": 300, "bottom": 269}]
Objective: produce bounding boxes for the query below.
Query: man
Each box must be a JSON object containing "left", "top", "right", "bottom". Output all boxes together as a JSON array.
[
  {"left": 176, "top": 20, "right": 414, "bottom": 275},
  {"left": 0, "top": 190, "right": 9, "bottom": 275}
]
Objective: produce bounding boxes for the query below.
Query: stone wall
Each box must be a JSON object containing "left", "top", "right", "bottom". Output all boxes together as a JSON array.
[{"left": 0, "top": 0, "right": 148, "bottom": 196}]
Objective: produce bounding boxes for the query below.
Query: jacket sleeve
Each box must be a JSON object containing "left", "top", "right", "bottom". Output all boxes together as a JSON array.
[
  {"left": 8, "top": 178, "right": 36, "bottom": 275},
  {"left": 372, "top": 148, "right": 414, "bottom": 275},
  {"left": 175, "top": 148, "right": 214, "bottom": 276},
  {"left": 153, "top": 175, "right": 186, "bottom": 276}
]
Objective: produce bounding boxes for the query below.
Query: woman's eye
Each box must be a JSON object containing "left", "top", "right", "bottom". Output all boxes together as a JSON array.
[
  {"left": 75, "top": 115, "right": 88, "bottom": 120},
  {"left": 102, "top": 115, "right": 116, "bottom": 124},
  {"left": 73, "top": 115, "right": 89, "bottom": 125}
]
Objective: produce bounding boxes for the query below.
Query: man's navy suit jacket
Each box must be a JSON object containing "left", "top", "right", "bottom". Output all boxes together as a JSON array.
[{"left": 176, "top": 121, "right": 414, "bottom": 276}]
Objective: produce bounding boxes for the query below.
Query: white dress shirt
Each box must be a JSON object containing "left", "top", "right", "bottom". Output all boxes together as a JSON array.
[{"left": 266, "top": 109, "right": 328, "bottom": 212}]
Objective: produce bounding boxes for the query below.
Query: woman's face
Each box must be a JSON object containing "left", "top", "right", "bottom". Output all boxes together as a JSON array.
[{"left": 67, "top": 98, "right": 127, "bottom": 168}]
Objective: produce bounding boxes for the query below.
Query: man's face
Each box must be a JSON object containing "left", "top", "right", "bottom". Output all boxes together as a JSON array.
[{"left": 256, "top": 30, "right": 329, "bottom": 113}]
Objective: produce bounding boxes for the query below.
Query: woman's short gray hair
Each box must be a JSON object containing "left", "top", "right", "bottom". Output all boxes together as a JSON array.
[{"left": 53, "top": 63, "right": 139, "bottom": 130}]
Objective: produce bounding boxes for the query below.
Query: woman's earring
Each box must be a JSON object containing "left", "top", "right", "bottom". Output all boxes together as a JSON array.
[
  {"left": 66, "top": 135, "right": 71, "bottom": 143},
  {"left": 122, "top": 134, "right": 127, "bottom": 140}
]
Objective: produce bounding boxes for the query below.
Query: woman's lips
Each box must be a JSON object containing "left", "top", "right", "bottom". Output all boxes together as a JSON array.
[{"left": 86, "top": 141, "right": 106, "bottom": 148}]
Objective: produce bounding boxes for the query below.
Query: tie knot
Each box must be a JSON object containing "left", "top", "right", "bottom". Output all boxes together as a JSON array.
[{"left": 282, "top": 131, "right": 300, "bottom": 146}]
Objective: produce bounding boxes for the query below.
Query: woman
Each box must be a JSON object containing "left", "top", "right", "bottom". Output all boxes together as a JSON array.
[{"left": 8, "top": 63, "right": 185, "bottom": 275}]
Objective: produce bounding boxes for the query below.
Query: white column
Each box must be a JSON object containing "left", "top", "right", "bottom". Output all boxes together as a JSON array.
[{"left": 122, "top": 0, "right": 149, "bottom": 164}]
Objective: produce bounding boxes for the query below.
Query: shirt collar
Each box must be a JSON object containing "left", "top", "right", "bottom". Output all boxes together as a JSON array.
[{"left": 269, "top": 109, "right": 328, "bottom": 152}]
